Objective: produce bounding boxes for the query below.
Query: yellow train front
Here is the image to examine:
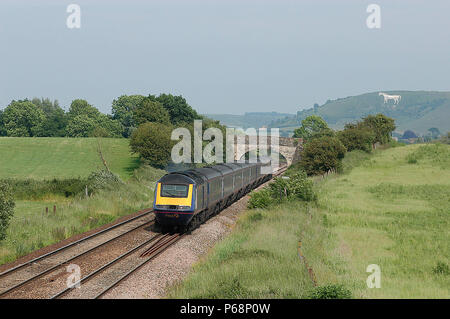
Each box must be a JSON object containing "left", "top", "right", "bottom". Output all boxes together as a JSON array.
[
  {"left": 153, "top": 173, "right": 197, "bottom": 229},
  {"left": 153, "top": 162, "right": 272, "bottom": 232}
]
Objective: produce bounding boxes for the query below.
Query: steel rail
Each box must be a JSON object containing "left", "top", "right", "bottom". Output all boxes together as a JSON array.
[
  {"left": 0, "top": 209, "right": 154, "bottom": 279},
  {"left": 91, "top": 167, "right": 285, "bottom": 299},
  {"left": 0, "top": 219, "right": 155, "bottom": 297},
  {"left": 139, "top": 233, "right": 179, "bottom": 257},
  {"left": 94, "top": 234, "right": 183, "bottom": 299},
  {"left": 50, "top": 233, "right": 166, "bottom": 299}
]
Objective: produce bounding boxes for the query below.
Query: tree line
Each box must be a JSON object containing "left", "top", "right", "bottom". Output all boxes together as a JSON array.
[
  {"left": 293, "top": 113, "right": 396, "bottom": 175},
  {"left": 0, "top": 94, "right": 203, "bottom": 138}
]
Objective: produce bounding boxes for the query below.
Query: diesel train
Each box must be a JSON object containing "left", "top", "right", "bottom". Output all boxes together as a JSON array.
[{"left": 153, "top": 162, "right": 273, "bottom": 232}]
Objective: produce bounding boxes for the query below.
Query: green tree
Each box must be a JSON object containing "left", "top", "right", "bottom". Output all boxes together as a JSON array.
[
  {"left": 293, "top": 115, "right": 332, "bottom": 140},
  {"left": 337, "top": 126, "right": 375, "bottom": 153},
  {"left": 67, "top": 99, "right": 100, "bottom": 120},
  {"left": 95, "top": 114, "right": 123, "bottom": 137},
  {"left": 0, "top": 181, "right": 15, "bottom": 241},
  {"left": 360, "top": 114, "right": 396, "bottom": 145},
  {"left": 0, "top": 110, "right": 6, "bottom": 136},
  {"left": 32, "top": 97, "right": 67, "bottom": 137},
  {"left": 2, "top": 100, "right": 46, "bottom": 137},
  {"left": 66, "top": 114, "right": 97, "bottom": 137},
  {"left": 133, "top": 98, "right": 170, "bottom": 125},
  {"left": 66, "top": 99, "right": 122, "bottom": 138},
  {"left": 299, "top": 136, "right": 347, "bottom": 175},
  {"left": 148, "top": 94, "right": 201, "bottom": 124},
  {"left": 111, "top": 95, "right": 146, "bottom": 137},
  {"left": 130, "top": 122, "right": 174, "bottom": 168}
]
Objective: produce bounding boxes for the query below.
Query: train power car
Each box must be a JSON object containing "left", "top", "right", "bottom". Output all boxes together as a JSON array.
[{"left": 153, "top": 162, "right": 272, "bottom": 232}]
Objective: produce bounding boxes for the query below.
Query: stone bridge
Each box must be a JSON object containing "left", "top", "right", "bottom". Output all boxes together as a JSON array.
[{"left": 233, "top": 136, "right": 303, "bottom": 167}]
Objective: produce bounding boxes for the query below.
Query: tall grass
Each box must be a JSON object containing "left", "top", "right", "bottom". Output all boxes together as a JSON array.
[
  {"left": 170, "top": 144, "right": 449, "bottom": 299},
  {"left": 0, "top": 165, "right": 165, "bottom": 265},
  {"left": 315, "top": 144, "right": 450, "bottom": 298},
  {"left": 169, "top": 202, "right": 327, "bottom": 298}
]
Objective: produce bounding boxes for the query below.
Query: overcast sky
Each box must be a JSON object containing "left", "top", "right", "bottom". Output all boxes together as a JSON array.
[{"left": 0, "top": 0, "right": 449, "bottom": 115}]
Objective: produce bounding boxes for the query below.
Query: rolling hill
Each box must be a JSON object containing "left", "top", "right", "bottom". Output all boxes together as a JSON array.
[
  {"left": 207, "top": 91, "right": 450, "bottom": 137},
  {"left": 270, "top": 91, "right": 450, "bottom": 136}
]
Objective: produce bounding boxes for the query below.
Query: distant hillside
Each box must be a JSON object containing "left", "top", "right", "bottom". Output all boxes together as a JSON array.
[
  {"left": 269, "top": 91, "right": 450, "bottom": 136},
  {"left": 204, "top": 112, "right": 294, "bottom": 130}
]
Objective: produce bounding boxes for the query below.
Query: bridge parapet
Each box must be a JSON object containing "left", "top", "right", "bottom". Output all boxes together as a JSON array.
[{"left": 233, "top": 136, "right": 303, "bottom": 166}]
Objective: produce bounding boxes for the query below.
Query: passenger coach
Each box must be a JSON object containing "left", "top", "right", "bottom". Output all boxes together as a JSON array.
[{"left": 153, "top": 162, "right": 271, "bottom": 231}]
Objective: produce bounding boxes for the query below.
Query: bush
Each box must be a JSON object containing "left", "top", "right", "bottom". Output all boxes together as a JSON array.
[
  {"left": 286, "top": 172, "right": 317, "bottom": 201},
  {"left": 308, "top": 284, "right": 352, "bottom": 299},
  {"left": 337, "top": 127, "right": 374, "bottom": 153},
  {"left": 0, "top": 181, "right": 15, "bottom": 241},
  {"left": 299, "top": 136, "right": 347, "bottom": 175},
  {"left": 3, "top": 178, "right": 86, "bottom": 199},
  {"left": 86, "top": 169, "right": 123, "bottom": 194},
  {"left": 248, "top": 171, "right": 316, "bottom": 209},
  {"left": 248, "top": 188, "right": 274, "bottom": 209},
  {"left": 269, "top": 172, "right": 316, "bottom": 202},
  {"left": 130, "top": 122, "right": 174, "bottom": 168}
]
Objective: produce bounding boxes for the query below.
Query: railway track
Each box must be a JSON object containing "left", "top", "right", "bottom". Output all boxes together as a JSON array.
[
  {"left": 0, "top": 209, "right": 155, "bottom": 298},
  {"left": 50, "top": 232, "right": 184, "bottom": 299},
  {"left": 0, "top": 166, "right": 286, "bottom": 299}
]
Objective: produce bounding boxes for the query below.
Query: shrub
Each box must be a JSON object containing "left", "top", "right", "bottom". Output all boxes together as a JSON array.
[
  {"left": 86, "top": 169, "right": 123, "bottom": 194},
  {"left": 299, "top": 136, "right": 347, "bottom": 175},
  {"left": 337, "top": 127, "right": 374, "bottom": 153},
  {"left": 248, "top": 171, "right": 316, "bottom": 209},
  {"left": 3, "top": 178, "right": 86, "bottom": 200},
  {"left": 248, "top": 188, "right": 274, "bottom": 209},
  {"left": 0, "top": 181, "right": 15, "bottom": 241},
  {"left": 130, "top": 122, "right": 174, "bottom": 168},
  {"left": 287, "top": 172, "right": 317, "bottom": 201},
  {"left": 359, "top": 114, "right": 396, "bottom": 145},
  {"left": 293, "top": 115, "right": 331, "bottom": 140},
  {"left": 308, "top": 284, "right": 352, "bottom": 299}
]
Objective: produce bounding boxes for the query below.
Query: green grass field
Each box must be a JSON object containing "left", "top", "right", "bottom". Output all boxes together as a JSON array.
[
  {"left": 315, "top": 143, "right": 449, "bottom": 298},
  {"left": 0, "top": 137, "right": 139, "bottom": 180},
  {"left": 0, "top": 137, "right": 165, "bottom": 266},
  {"left": 0, "top": 165, "right": 165, "bottom": 266},
  {"left": 169, "top": 201, "right": 320, "bottom": 298},
  {"left": 170, "top": 144, "right": 450, "bottom": 298}
]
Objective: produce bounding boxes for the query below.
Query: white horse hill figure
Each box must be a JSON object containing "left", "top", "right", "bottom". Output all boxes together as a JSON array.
[{"left": 379, "top": 92, "right": 401, "bottom": 105}]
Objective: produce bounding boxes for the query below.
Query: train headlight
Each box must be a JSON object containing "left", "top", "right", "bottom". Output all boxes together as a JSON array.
[{"left": 177, "top": 206, "right": 190, "bottom": 210}]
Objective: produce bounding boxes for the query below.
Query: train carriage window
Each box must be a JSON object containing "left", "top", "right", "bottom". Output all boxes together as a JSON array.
[{"left": 161, "top": 184, "right": 188, "bottom": 198}]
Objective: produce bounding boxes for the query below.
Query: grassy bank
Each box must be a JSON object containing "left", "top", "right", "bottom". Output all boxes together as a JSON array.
[
  {"left": 169, "top": 201, "right": 325, "bottom": 298},
  {"left": 315, "top": 143, "right": 449, "bottom": 298},
  {"left": 0, "top": 165, "right": 164, "bottom": 266},
  {"left": 170, "top": 144, "right": 449, "bottom": 298}
]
